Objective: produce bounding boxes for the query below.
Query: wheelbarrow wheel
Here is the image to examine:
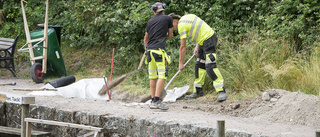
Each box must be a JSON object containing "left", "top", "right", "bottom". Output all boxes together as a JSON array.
[{"left": 30, "top": 62, "right": 45, "bottom": 83}]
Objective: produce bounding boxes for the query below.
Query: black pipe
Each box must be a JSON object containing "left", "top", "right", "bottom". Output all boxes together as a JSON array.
[{"left": 45, "top": 76, "right": 76, "bottom": 88}]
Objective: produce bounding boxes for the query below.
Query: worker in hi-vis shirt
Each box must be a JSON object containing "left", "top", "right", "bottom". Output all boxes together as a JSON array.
[{"left": 168, "top": 13, "right": 227, "bottom": 102}]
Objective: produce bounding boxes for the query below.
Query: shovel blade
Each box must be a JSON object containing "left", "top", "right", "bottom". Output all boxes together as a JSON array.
[{"left": 160, "top": 88, "right": 167, "bottom": 99}]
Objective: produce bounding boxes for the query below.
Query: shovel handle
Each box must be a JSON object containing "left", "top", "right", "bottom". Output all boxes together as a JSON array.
[
  {"left": 164, "top": 54, "right": 195, "bottom": 90},
  {"left": 138, "top": 51, "right": 146, "bottom": 70}
]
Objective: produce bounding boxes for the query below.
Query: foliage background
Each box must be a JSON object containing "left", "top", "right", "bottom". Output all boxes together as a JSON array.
[{"left": 0, "top": 0, "right": 319, "bottom": 98}]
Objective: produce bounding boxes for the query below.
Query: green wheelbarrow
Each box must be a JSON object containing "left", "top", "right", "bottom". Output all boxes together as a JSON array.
[
  {"left": 30, "top": 28, "right": 67, "bottom": 83},
  {"left": 19, "top": 0, "right": 67, "bottom": 83},
  {"left": 19, "top": 28, "right": 67, "bottom": 83}
]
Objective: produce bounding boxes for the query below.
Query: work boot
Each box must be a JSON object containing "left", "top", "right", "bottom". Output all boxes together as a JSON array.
[
  {"left": 217, "top": 90, "right": 227, "bottom": 102},
  {"left": 150, "top": 100, "right": 157, "bottom": 109},
  {"left": 150, "top": 100, "right": 169, "bottom": 110},
  {"left": 185, "top": 89, "right": 204, "bottom": 100}
]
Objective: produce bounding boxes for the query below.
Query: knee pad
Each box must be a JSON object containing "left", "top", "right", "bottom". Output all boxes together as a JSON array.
[{"left": 195, "top": 60, "right": 206, "bottom": 69}]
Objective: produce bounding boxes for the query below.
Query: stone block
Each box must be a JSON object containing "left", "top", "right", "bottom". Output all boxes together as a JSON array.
[{"left": 262, "top": 92, "right": 270, "bottom": 101}]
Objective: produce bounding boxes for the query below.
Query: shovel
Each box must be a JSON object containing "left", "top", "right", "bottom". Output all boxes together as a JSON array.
[{"left": 140, "top": 54, "right": 195, "bottom": 102}]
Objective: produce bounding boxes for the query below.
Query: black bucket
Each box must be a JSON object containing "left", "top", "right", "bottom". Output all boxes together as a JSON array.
[{"left": 45, "top": 76, "right": 76, "bottom": 88}]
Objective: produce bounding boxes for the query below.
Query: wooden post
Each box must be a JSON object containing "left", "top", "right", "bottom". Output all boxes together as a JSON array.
[
  {"left": 26, "top": 121, "right": 32, "bottom": 137},
  {"left": 316, "top": 131, "right": 320, "bottom": 137},
  {"left": 217, "top": 120, "right": 225, "bottom": 137},
  {"left": 21, "top": 104, "right": 29, "bottom": 137},
  {"left": 0, "top": 94, "right": 5, "bottom": 101}
]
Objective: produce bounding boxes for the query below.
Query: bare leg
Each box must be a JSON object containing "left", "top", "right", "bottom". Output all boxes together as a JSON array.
[
  {"left": 155, "top": 78, "right": 165, "bottom": 97},
  {"left": 150, "top": 79, "right": 157, "bottom": 98}
]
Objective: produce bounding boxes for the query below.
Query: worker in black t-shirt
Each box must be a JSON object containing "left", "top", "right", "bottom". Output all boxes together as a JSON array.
[{"left": 144, "top": 2, "right": 173, "bottom": 110}]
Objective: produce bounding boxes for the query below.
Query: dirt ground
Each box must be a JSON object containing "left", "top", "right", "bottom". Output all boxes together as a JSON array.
[{"left": 0, "top": 77, "right": 319, "bottom": 137}]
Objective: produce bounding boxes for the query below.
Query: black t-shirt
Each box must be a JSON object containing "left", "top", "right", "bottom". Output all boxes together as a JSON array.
[{"left": 145, "top": 14, "right": 173, "bottom": 50}]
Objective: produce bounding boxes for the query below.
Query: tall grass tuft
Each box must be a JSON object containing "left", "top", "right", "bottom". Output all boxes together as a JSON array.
[
  {"left": 297, "top": 47, "right": 320, "bottom": 96},
  {"left": 219, "top": 31, "right": 320, "bottom": 98}
]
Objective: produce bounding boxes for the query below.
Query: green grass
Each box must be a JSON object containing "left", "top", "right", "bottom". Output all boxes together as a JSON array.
[{"left": 220, "top": 31, "right": 320, "bottom": 98}]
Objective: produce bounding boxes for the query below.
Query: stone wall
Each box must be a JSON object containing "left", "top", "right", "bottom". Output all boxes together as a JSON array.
[
  {"left": 0, "top": 101, "right": 265, "bottom": 137},
  {"left": 0, "top": 101, "right": 6, "bottom": 126}
]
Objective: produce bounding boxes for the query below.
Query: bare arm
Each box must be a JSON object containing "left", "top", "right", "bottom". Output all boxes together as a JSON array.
[
  {"left": 144, "top": 32, "right": 149, "bottom": 49},
  {"left": 167, "top": 28, "right": 173, "bottom": 39},
  {"left": 194, "top": 43, "right": 200, "bottom": 56},
  {"left": 179, "top": 38, "right": 187, "bottom": 72}
]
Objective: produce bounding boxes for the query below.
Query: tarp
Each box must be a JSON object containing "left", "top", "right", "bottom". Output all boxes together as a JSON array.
[
  {"left": 28, "top": 78, "right": 189, "bottom": 102},
  {"left": 163, "top": 85, "right": 189, "bottom": 102},
  {"left": 28, "top": 78, "right": 110, "bottom": 100}
]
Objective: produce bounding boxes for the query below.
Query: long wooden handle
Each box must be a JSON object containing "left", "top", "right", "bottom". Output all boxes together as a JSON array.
[
  {"left": 138, "top": 51, "right": 146, "bottom": 70},
  {"left": 164, "top": 54, "right": 195, "bottom": 90},
  {"left": 0, "top": 82, "right": 16, "bottom": 86},
  {"left": 13, "top": 88, "right": 57, "bottom": 91}
]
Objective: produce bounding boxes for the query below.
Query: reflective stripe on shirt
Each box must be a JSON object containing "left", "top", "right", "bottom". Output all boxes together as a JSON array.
[{"left": 178, "top": 16, "right": 204, "bottom": 42}]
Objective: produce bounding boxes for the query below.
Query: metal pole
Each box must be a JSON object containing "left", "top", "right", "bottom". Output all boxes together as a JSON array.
[
  {"left": 21, "top": 104, "right": 30, "bottom": 137},
  {"left": 110, "top": 48, "right": 115, "bottom": 81},
  {"left": 217, "top": 120, "right": 225, "bottom": 137}
]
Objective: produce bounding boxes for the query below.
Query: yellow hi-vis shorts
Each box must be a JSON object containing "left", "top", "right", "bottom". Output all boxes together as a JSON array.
[{"left": 146, "top": 49, "right": 167, "bottom": 79}]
